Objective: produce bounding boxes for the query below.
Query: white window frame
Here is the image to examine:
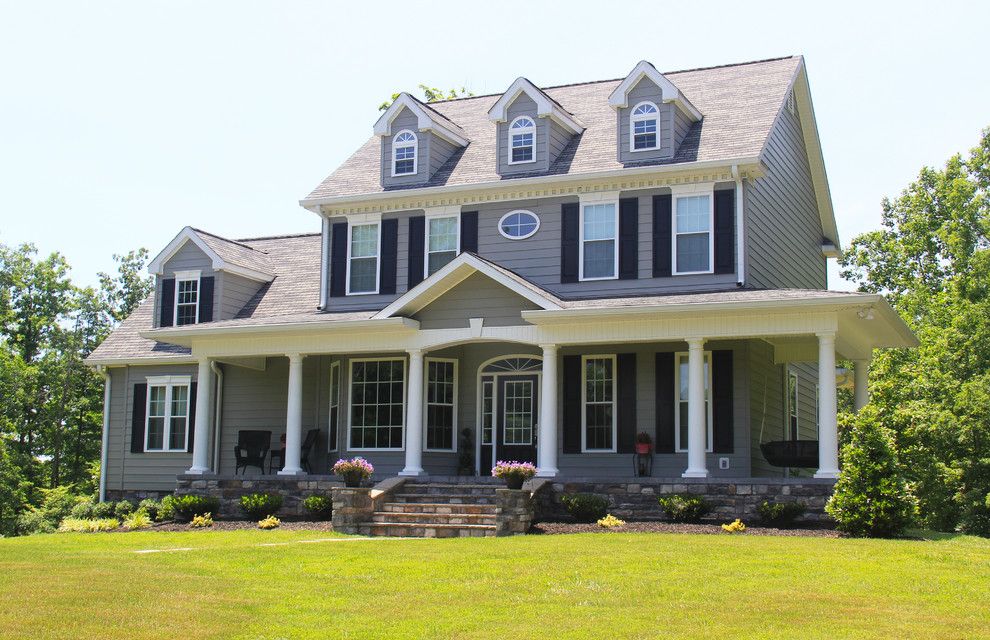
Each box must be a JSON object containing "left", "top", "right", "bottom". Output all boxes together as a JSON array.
[
  {"left": 345, "top": 215, "right": 382, "bottom": 296},
  {"left": 788, "top": 372, "right": 799, "bottom": 440},
  {"left": 480, "top": 378, "right": 495, "bottom": 447},
  {"left": 671, "top": 184, "right": 716, "bottom": 276},
  {"left": 391, "top": 129, "right": 418, "bottom": 177},
  {"left": 501, "top": 378, "right": 536, "bottom": 446},
  {"left": 173, "top": 270, "right": 200, "bottom": 326},
  {"left": 629, "top": 101, "right": 660, "bottom": 152},
  {"left": 474, "top": 354, "right": 544, "bottom": 474},
  {"left": 578, "top": 198, "right": 619, "bottom": 281},
  {"left": 346, "top": 357, "right": 406, "bottom": 452},
  {"left": 143, "top": 375, "right": 192, "bottom": 453},
  {"left": 673, "top": 351, "right": 714, "bottom": 453},
  {"left": 423, "top": 357, "right": 458, "bottom": 453},
  {"left": 424, "top": 213, "right": 460, "bottom": 277},
  {"left": 580, "top": 354, "right": 617, "bottom": 453},
  {"left": 507, "top": 116, "right": 536, "bottom": 165},
  {"left": 497, "top": 210, "right": 541, "bottom": 240},
  {"left": 328, "top": 360, "right": 340, "bottom": 453}
]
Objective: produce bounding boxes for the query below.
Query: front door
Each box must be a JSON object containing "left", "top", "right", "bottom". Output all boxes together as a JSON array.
[{"left": 494, "top": 374, "right": 538, "bottom": 466}]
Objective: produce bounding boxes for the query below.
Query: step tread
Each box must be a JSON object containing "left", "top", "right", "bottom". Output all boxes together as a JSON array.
[
  {"left": 382, "top": 502, "right": 496, "bottom": 508},
  {"left": 393, "top": 492, "right": 496, "bottom": 498},
  {"left": 373, "top": 511, "right": 495, "bottom": 519},
  {"left": 364, "top": 521, "right": 495, "bottom": 530}
]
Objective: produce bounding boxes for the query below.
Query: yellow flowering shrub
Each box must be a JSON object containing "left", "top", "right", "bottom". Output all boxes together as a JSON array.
[
  {"left": 189, "top": 513, "right": 214, "bottom": 528},
  {"left": 597, "top": 514, "right": 625, "bottom": 528},
  {"left": 721, "top": 519, "right": 746, "bottom": 533},
  {"left": 258, "top": 515, "right": 281, "bottom": 530}
]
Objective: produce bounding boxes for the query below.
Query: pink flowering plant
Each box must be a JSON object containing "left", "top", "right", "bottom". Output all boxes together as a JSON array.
[
  {"left": 492, "top": 460, "right": 537, "bottom": 488},
  {"left": 333, "top": 457, "right": 374, "bottom": 486}
]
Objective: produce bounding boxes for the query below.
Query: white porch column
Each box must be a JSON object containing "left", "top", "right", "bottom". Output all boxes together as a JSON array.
[
  {"left": 682, "top": 338, "right": 709, "bottom": 478},
  {"left": 400, "top": 349, "right": 425, "bottom": 476},
  {"left": 278, "top": 353, "right": 305, "bottom": 475},
  {"left": 186, "top": 358, "right": 213, "bottom": 474},
  {"left": 537, "top": 344, "right": 559, "bottom": 478},
  {"left": 853, "top": 357, "right": 871, "bottom": 412},
  {"left": 815, "top": 333, "right": 840, "bottom": 479}
]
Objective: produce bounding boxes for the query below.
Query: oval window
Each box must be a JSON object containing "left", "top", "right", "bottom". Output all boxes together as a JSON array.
[{"left": 498, "top": 210, "right": 540, "bottom": 240}]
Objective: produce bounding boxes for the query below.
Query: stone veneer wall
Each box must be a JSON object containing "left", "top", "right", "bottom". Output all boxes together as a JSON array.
[
  {"left": 494, "top": 488, "right": 534, "bottom": 536},
  {"left": 176, "top": 474, "right": 343, "bottom": 518},
  {"left": 533, "top": 478, "right": 836, "bottom": 523}
]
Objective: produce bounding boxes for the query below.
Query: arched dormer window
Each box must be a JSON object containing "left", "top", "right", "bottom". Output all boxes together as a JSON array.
[
  {"left": 630, "top": 101, "right": 659, "bottom": 151},
  {"left": 392, "top": 130, "right": 418, "bottom": 176},
  {"left": 508, "top": 116, "right": 536, "bottom": 164}
]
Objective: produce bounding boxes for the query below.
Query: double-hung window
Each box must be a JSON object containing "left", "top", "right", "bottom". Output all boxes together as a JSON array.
[
  {"left": 347, "top": 220, "right": 380, "bottom": 294},
  {"left": 392, "top": 130, "right": 417, "bottom": 176},
  {"left": 672, "top": 187, "right": 714, "bottom": 275},
  {"left": 349, "top": 358, "right": 405, "bottom": 450},
  {"left": 674, "top": 352, "right": 713, "bottom": 453},
  {"left": 174, "top": 272, "right": 200, "bottom": 326},
  {"left": 425, "top": 358, "right": 457, "bottom": 451},
  {"left": 426, "top": 215, "right": 459, "bottom": 275},
  {"left": 508, "top": 116, "right": 535, "bottom": 164},
  {"left": 630, "top": 101, "right": 659, "bottom": 151},
  {"left": 145, "top": 376, "right": 190, "bottom": 452},
  {"left": 582, "top": 355, "right": 616, "bottom": 452},
  {"left": 580, "top": 201, "right": 618, "bottom": 280}
]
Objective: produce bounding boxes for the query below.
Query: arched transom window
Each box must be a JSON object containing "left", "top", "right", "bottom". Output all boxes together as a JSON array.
[
  {"left": 482, "top": 357, "right": 542, "bottom": 373},
  {"left": 630, "top": 101, "right": 659, "bottom": 151},
  {"left": 508, "top": 116, "right": 536, "bottom": 164},
  {"left": 392, "top": 130, "right": 418, "bottom": 176}
]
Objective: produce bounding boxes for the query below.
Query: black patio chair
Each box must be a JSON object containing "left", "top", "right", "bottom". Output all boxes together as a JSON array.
[
  {"left": 234, "top": 430, "right": 272, "bottom": 475},
  {"left": 300, "top": 429, "right": 320, "bottom": 473}
]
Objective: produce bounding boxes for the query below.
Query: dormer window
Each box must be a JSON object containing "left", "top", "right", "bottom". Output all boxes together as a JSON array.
[
  {"left": 392, "top": 130, "right": 418, "bottom": 176},
  {"left": 509, "top": 116, "right": 536, "bottom": 164},
  {"left": 630, "top": 101, "right": 659, "bottom": 151},
  {"left": 174, "top": 271, "right": 200, "bottom": 326}
]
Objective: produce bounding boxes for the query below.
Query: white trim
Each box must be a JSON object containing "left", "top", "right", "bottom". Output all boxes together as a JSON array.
[
  {"left": 319, "top": 217, "right": 330, "bottom": 309},
  {"left": 578, "top": 197, "right": 619, "bottom": 281},
  {"left": 373, "top": 93, "right": 469, "bottom": 147},
  {"left": 608, "top": 60, "right": 703, "bottom": 122},
  {"left": 424, "top": 211, "right": 460, "bottom": 277},
  {"left": 671, "top": 183, "right": 716, "bottom": 276},
  {"left": 629, "top": 101, "right": 660, "bottom": 153},
  {"left": 423, "top": 357, "right": 458, "bottom": 453},
  {"left": 487, "top": 77, "right": 585, "bottom": 134},
  {"left": 501, "top": 378, "right": 536, "bottom": 446},
  {"left": 143, "top": 377, "right": 192, "bottom": 453},
  {"left": 147, "top": 227, "right": 274, "bottom": 282},
  {"left": 497, "top": 210, "right": 541, "bottom": 240},
  {"left": 475, "top": 354, "right": 543, "bottom": 473},
  {"left": 391, "top": 129, "right": 418, "bottom": 177},
  {"left": 146, "top": 375, "right": 192, "bottom": 386},
  {"left": 507, "top": 116, "right": 537, "bottom": 165},
  {"left": 787, "top": 371, "right": 799, "bottom": 440},
  {"left": 328, "top": 360, "right": 340, "bottom": 453},
  {"left": 173, "top": 274, "right": 200, "bottom": 326},
  {"left": 731, "top": 165, "right": 746, "bottom": 285},
  {"left": 345, "top": 217, "right": 382, "bottom": 296},
  {"left": 673, "top": 351, "right": 713, "bottom": 453},
  {"left": 580, "top": 354, "right": 617, "bottom": 453},
  {"left": 346, "top": 357, "right": 407, "bottom": 452},
  {"left": 98, "top": 369, "right": 111, "bottom": 502}
]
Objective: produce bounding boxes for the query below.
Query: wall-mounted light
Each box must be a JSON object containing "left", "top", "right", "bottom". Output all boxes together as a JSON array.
[{"left": 857, "top": 307, "right": 874, "bottom": 320}]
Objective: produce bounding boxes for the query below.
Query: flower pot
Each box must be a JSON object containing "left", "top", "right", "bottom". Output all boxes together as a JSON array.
[
  {"left": 505, "top": 475, "right": 525, "bottom": 490},
  {"left": 635, "top": 443, "right": 652, "bottom": 455},
  {"left": 342, "top": 473, "right": 362, "bottom": 488}
]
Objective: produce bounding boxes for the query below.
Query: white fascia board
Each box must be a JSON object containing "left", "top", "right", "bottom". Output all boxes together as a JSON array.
[
  {"left": 85, "top": 356, "right": 198, "bottom": 368},
  {"left": 488, "top": 78, "right": 585, "bottom": 134},
  {"left": 608, "top": 61, "right": 703, "bottom": 122},
  {"left": 140, "top": 316, "right": 419, "bottom": 345},
  {"left": 374, "top": 93, "right": 469, "bottom": 147},
  {"left": 147, "top": 227, "right": 275, "bottom": 283}
]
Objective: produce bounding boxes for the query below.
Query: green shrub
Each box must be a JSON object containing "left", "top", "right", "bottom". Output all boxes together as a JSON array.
[
  {"left": 156, "top": 496, "right": 176, "bottom": 522},
  {"left": 91, "top": 501, "right": 115, "bottom": 519},
  {"left": 302, "top": 495, "right": 333, "bottom": 520},
  {"left": 16, "top": 486, "right": 80, "bottom": 535},
  {"left": 138, "top": 499, "right": 161, "bottom": 521},
  {"left": 957, "top": 458, "right": 990, "bottom": 537},
  {"left": 826, "top": 409, "right": 917, "bottom": 537},
  {"left": 172, "top": 495, "right": 221, "bottom": 522},
  {"left": 560, "top": 493, "right": 609, "bottom": 523},
  {"left": 16, "top": 509, "right": 56, "bottom": 535},
  {"left": 122, "top": 511, "right": 152, "bottom": 530},
  {"left": 757, "top": 501, "right": 807, "bottom": 528},
  {"left": 114, "top": 500, "right": 135, "bottom": 518},
  {"left": 70, "top": 499, "right": 95, "bottom": 520},
  {"left": 657, "top": 494, "right": 711, "bottom": 523},
  {"left": 239, "top": 493, "right": 283, "bottom": 520},
  {"left": 58, "top": 518, "right": 120, "bottom": 533}
]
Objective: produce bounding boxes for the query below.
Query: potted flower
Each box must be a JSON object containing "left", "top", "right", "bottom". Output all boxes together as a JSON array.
[
  {"left": 635, "top": 432, "right": 653, "bottom": 455},
  {"left": 492, "top": 460, "right": 537, "bottom": 490},
  {"left": 332, "top": 457, "right": 374, "bottom": 488}
]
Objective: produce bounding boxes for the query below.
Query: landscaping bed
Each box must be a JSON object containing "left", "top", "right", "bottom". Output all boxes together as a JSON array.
[
  {"left": 149, "top": 519, "right": 334, "bottom": 533},
  {"left": 531, "top": 520, "right": 842, "bottom": 537}
]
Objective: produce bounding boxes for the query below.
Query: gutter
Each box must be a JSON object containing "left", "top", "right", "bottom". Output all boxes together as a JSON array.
[
  {"left": 141, "top": 316, "right": 418, "bottom": 344},
  {"left": 98, "top": 368, "right": 111, "bottom": 503},
  {"left": 211, "top": 361, "right": 223, "bottom": 473}
]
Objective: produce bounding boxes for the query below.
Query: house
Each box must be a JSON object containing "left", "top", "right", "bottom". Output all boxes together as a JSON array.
[{"left": 86, "top": 56, "right": 916, "bottom": 527}]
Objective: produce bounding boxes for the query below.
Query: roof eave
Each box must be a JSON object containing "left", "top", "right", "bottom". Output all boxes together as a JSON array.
[{"left": 139, "top": 316, "right": 420, "bottom": 347}]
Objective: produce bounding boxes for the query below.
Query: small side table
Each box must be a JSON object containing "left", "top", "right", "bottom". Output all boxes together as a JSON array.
[
  {"left": 269, "top": 449, "right": 285, "bottom": 474},
  {"left": 633, "top": 452, "right": 653, "bottom": 477}
]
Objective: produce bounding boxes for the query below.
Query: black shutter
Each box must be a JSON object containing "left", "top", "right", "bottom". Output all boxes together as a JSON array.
[
  {"left": 619, "top": 198, "right": 639, "bottom": 280},
  {"left": 408, "top": 215, "right": 425, "bottom": 289},
  {"left": 560, "top": 203, "right": 579, "bottom": 283},
  {"left": 562, "top": 355, "right": 581, "bottom": 453},
  {"left": 616, "top": 353, "right": 637, "bottom": 453},
  {"left": 198, "top": 276, "right": 214, "bottom": 323},
  {"left": 131, "top": 383, "right": 147, "bottom": 453},
  {"left": 652, "top": 194, "right": 672, "bottom": 278},
  {"left": 187, "top": 382, "right": 198, "bottom": 453},
  {"left": 654, "top": 352, "right": 675, "bottom": 453},
  {"left": 460, "top": 211, "right": 478, "bottom": 253},
  {"left": 159, "top": 279, "right": 174, "bottom": 327},
  {"left": 712, "top": 350, "right": 734, "bottom": 453},
  {"left": 379, "top": 218, "right": 398, "bottom": 295},
  {"left": 329, "top": 222, "right": 347, "bottom": 298},
  {"left": 714, "top": 189, "right": 735, "bottom": 275}
]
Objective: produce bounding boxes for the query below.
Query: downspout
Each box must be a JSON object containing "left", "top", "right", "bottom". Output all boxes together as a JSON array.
[
  {"left": 318, "top": 212, "right": 329, "bottom": 310},
  {"left": 98, "top": 367, "right": 111, "bottom": 503},
  {"left": 211, "top": 361, "right": 224, "bottom": 473},
  {"left": 731, "top": 164, "right": 746, "bottom": 286}
]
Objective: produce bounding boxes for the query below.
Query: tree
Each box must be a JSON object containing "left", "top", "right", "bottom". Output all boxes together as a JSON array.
[
  {"left": 378, "top": 84, "right": 474, "bottom": 111},
  {"left": 97, "top": 249, "right": 153, "bottom": 323}
]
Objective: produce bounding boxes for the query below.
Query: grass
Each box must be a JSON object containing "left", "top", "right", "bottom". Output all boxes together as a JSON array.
[{"left": 0, "top": 529, "right": 988, "bottom": 639}]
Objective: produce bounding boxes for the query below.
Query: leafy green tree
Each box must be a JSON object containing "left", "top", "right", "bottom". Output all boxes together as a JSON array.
[
  {"left": 379, "top": 84, "right": 474, "bottom": 111},
  {"left": 97, "top": 249, "right": 153, "bottom": 323}
]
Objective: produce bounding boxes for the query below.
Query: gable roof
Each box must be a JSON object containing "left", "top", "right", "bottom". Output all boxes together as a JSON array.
[
  {"left": 373, "top": 92, "right": 470, "bottom": 147},
  {"left": 608, "top": 60, "right": 702, "bottom": 121},
  {"left": 487, "top": 77, "right": 585, "bottom": 134},
  {"left": 148, "top": 227, "right": 276, "bottom": 282}
]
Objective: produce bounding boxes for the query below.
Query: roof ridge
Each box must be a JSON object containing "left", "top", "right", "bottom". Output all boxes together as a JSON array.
[
  {"left": 236, "top": 232, "right": 321, "bottom": 242},
  {"left": 190, "top": 227, "right": 263, "bottom": 252}
]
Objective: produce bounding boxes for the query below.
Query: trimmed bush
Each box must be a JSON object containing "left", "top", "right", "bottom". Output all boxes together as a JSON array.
[
  {"left": 657, "top": 494, "right": 711, "bottom": 523},
  {"left": 302, "top": 495, "right": 333, "bottom": 520},
  {"left": 826, "top": 408, "right": 917, "bottom": 537},
  {"left": 58, "top": 518, "right": 120, "bottom": 533},
  {"left": 122, "top": 511, "right": 152, "bottom": 530},
  {"left": 114, "top": 500, "right": 135, "bottom": 518},
  {"left": 239, "top": 493, "right": 283, "bottom": 520},
  {"left": 560, "top": 493, "right": 609, "bottom": 523},
  {"left": 91, "top": 501, "right": 115, "bottom": 519},
  {"left": 757, "top": 501, "right": 807, "bottom": 528},
  {"left": 156, "top": 496, "right": 176, "bottom": 522},
  {"left": 172, "top": 495, "right": 221, "bottom": 522},
  {"left": 138, "top": 499, "right": 161, "bottom": 521},
  {"left": 70, "top": 499, "right": 95, "bottom": 520},
  {"left": 189, "top": 513, "right": 214, "bottom": 528}
]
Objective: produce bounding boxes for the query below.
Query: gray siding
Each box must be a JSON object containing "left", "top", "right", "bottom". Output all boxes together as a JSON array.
[
  {"left": 155, "top": 242, "right": 218, "bottom": 328},
  {"left": 414, "top": 272, "right": 539, "bottom": 330},
  {"left": 616, "top": 76, "right": 676, "bottom": 164},
  {"left": 496, "top": 94, "right": 550, "bottom": 176},
  {"left": 744, "top": 99, "right": 827, "bottom": 289},
  {"left": 548, "top": 119, "right": 572, "bottom": 167},
  {"left": 217, "top": 272, "right": 263, "bottom": 321},
  {"left": 428, "top": 132, "right": 458, "bottom": 177},
  {"left": 380, "top": 107, "right": 429, "bottom": 188}
]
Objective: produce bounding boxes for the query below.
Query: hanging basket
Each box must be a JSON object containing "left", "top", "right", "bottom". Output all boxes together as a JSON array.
[{"left": 760, "top": 441, "right": 819, "bottom": 468}]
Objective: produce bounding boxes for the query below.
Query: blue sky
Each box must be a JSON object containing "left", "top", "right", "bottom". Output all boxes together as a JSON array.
[{"left": 1, "top": 0, "right": 987, "bottom": 291}]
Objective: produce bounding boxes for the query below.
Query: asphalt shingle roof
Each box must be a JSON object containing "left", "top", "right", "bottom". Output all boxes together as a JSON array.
[{"left": 191, "top": 228, "right": 275, "bottom": 276}]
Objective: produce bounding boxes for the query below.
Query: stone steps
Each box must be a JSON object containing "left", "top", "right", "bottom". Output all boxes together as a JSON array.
[
  {"left": 356, "top": 522, "right": 495, "bottom": 538},
  {"left": 380, "top": 502, "right": 495, "bottom": 515},
  {"left": 360, "top": 482, "right": 499, "bottom": 538},
  {"left": 391, "top": 493, "right": 497, "bottom": 504},
  {"left": 371, "top": 511, "right": 496, "bottom": 526}
]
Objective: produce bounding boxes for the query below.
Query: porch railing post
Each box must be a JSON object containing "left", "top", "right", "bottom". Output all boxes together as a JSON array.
[
  {"left": 278, "top": 353, "right": 305, "bottom": 475},
  {"left": 815, "top": 332, "right": 840, "bottom": 478},
  {"left": 186, "top": 357, "right": 213, "bottom": 474},
  {"left": 853, "top": 357, "right": 871, "bottom": 412},
  {"left": 400, "top": 349, "right": 425, "bottom": 476},
  {"left": 682, "top": 337, "right": 709, "bottom": 478},
  {"left": 537, "top": 344, "right": 559, "bottom": 477}
]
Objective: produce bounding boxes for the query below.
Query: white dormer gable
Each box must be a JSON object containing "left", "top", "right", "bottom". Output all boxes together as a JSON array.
[
  {"left": 487, "top": 77, "right": 584, "bottom": 135},
  {"left": 609, "top": 61, "right": 703, "bottom": 122},
  {"left": 148, "top": 227, "right": 275, "bottom": 283},
  {"left": 373, "top": 92, "right": 469, "bottom": 147}
]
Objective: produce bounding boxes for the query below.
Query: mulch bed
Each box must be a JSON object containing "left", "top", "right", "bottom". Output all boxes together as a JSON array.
[
  {"left": 149, "top": 520, "right": 334, "bottom": 533},
  {"left": 530, "top": 521, "right": 842, "bottom": 537}
]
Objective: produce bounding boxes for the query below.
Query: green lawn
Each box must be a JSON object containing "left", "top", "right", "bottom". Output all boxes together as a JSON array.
[{"left": 1, "top": 529, "right": 988, "bottom": 639}]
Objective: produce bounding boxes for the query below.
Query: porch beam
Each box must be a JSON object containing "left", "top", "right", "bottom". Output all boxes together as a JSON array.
[
  {"left": 815, "top": 333, "right": 840, "bottom": 479},
  {"left": 537, "top": 344, "right": 559, "bottom": 477},
  {"left": 682, "top": 338, "right": 708, "bottom": 478},
  {"left": 278, "top": 353, "right": 305, "bottom": 475},
  {"left": 186, "top": 358, "right": 213, "bottom": 474},
  {"left": 400, "top": 349, "right": 425, "bottom": 476}
]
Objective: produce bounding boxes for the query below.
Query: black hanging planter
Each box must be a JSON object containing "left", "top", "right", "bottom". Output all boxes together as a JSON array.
[{"left": 760, "top": 440, "right": 819, "bottom": 468}]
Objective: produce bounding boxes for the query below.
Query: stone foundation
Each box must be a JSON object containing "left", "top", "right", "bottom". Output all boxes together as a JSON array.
[
  {"left": 534, "top": 478, "right": 835, "bottom": 524},
  {"left": 494, "top": 488, "right": 534, "bottom": 536},
  {"left": 175, "top": 474, "right": 343, "bottom": 518}
]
